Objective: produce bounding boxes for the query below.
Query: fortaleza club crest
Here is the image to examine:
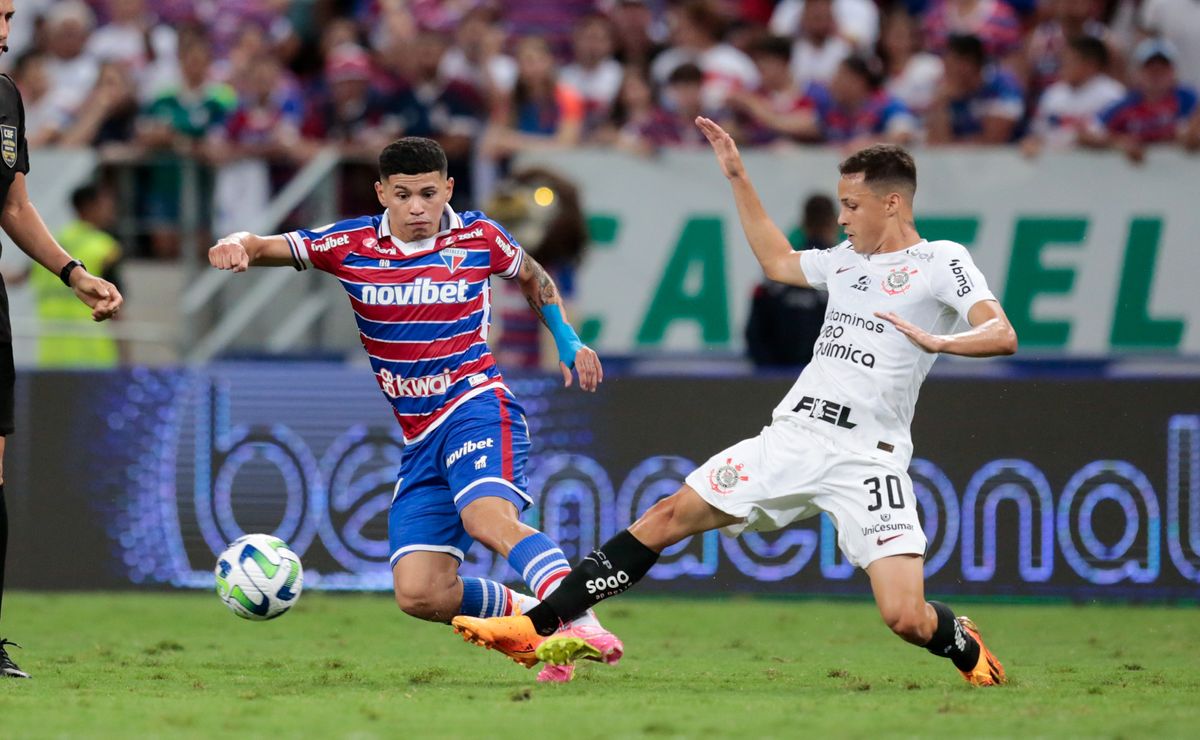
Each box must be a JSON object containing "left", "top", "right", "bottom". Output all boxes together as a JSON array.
[
  {"left": 1, "top": 125, "right": 16, "bottom": 168},
  {"left": 708, "top": 457, "right": 748, "bottom": 495},
  {"left": 440, "top": 247, "right": 467, "bottom": 272},
  {"left": 882, "top": 265, "right": 918, "bottom": 295}
]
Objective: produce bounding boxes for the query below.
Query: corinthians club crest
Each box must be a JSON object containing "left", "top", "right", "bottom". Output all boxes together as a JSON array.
[
  {"left": 708, "top": 457, "right": 749, "bottom": 495},
  {"left": 882, "top": 265, "right": 918, "bottom": 295},
  {"left": 1, "top": 125, "right": 16, "bottom": 168}
]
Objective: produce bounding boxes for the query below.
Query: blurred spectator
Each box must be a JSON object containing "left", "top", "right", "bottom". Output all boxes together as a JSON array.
[
  {"left": 138, "top": 31, "right": 235, "bottom": 150},
  {"left": 1139, "top": 0, "right": 1200, "bottom": 89},
  {"left": 85, "top": 0, "right": 179, "bottom": 102},
  {"left": 607, "top": 0, "right": 668, "bottom": 68},
  {"left": 136, "top": 29, "right": 235, "bottom": 258},
  {"left": 927, "top": 34, "right": 1025, "bottom": 144},
  {"left": 209, "top": 51, "right": 306, "bottom": 236},
  {"left": 879, "top": 7, "right": 945, "bottom": 116},
  {"left": 1022, "top": 36, "right": 1125, "bottom": 155},
  {"left": 11, "top": 51, "right": 69, "bottom": 147},
  {"left": 486, "top": 168, "right": 589, "bottom": 369},
  {"left": 651, "top": 0, "right": 759, "bottom": 109},
  {"left": 302, "top": 44, "right": 403, "bottom": 158},
  {"left": 43, "top": 1, "right": 100, "bottom": 118},
  {"left": 480, "top": 37, "right": 585, "bottom": 160},
  {"left": 813, "top": 56, "right": 919, "bottom": 147},
  {"left": 201, "top": 0, "right": 297, "bottom": 59},
  {"left": 922, "top": 0, "right": 1023, "bottom": 61},
  {"left": 769, "top": 0, "right": 880, "bottom": 51},
  {"left": 392, "top": 33, "right": 488, "bottom": 207},
  {"left": 745, "top": 193, "right": 833, "bottom": 368},
  {"left": 560, "top": 14, "right": 624, "bottom": 133},
  {"left": 592, "top": 65, "right": 663, "bottom": 151},
  {"left": 629, "top": 62, "right": 726, "bottom": 152},
  {"left": 502, "top": 0, "right": 600, "bottom": 59},
  {"left": 31, "top": 182, "right": 123, "bottom": 368},
  {"left": 1087, "top": 39, "right": 1200, "bottom": 162},
  {"left": 438, "top": 6, "right": 518, "bottom": 102},
  {"left": 790, "top": 0, "right": 853, "bottom": 87},
  {"left": 58, "top": 60, "right": 140, "bottom": 148},
  {"left": 728, "top": 34, "right": 817, "bottom": 145},
  {"left": 1022, "top": 0, "right": 1116, "bottom": 101}
]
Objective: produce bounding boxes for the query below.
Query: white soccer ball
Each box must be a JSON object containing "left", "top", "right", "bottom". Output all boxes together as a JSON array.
[{"left": 214, "top": 534, "right": 304, "bottom": 620}]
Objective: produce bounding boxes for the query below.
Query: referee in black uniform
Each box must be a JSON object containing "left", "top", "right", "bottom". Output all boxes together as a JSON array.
[{"left": 0, "top": 1, "right": 124, "bottom": 679}]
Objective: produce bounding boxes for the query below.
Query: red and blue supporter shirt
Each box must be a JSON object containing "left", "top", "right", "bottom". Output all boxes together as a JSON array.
[
  {"left": 284, "top": 205, "right": 525, "bottom": 443},
  {"left": 1099, "top": 86, "right": 1198, "bottom": 143}
]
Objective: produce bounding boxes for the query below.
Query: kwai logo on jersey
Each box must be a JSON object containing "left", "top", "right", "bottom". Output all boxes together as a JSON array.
[
  {"left": 708, "top": 458, "right": 748, "bottom": 495},
  {"left": 882, "top": 266, "right": 918, "bottom": 295},
  {"left": 312, "top": 233, "right": 351, "bottom": 252},
  {"left": 948, "top": 259, "right": 974, "bottom": 297},
  {"left": 359, "top": 278, "right": 470, "bottom": 305},
  {"left": 440, "top": 247, "right": 468, "bottom": 273},
  {"left": 377, "top": 368, "right": 452, "bottom": 399}
]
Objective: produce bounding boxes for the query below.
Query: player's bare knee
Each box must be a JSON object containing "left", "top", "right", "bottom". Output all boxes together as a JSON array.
[{"left": 394, "top": 583, "right": 449, "bottom": 621}]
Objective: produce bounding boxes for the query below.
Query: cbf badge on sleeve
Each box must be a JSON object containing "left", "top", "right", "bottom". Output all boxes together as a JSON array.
[{"left": 1, "top": 125, "right": 16, "bottom": 168}]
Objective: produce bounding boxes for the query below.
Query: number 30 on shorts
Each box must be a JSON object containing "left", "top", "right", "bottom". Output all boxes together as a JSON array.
[{"left": 864, "top": 475, "right": 905, "bottom": 512}]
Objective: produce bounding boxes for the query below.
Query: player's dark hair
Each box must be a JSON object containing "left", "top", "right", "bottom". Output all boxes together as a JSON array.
[
  {"left": 946, "top": 34, "right": 986, "bottom": 69},
  {"left": 838, "top": 144, "right": 917, "bottom": 198},
  {"left": 668, "top": 62, "right": 704, "bottom": 86},
  {"left": 1068, "top": 35, "right": 1109, "bottom": 70},
  {"left": 378, "top": 137, "right": 448, "bottom": 179},
  {"left": 748, "top": 34, "right": 792, "bottom": 63},
  {"left": 70, "top": 182, "right": 104, "bottom": 214}
]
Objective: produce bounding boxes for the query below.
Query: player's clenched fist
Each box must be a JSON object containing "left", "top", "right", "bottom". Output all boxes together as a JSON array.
[{"left": 209, "top": 232, "right": 251, "bottom": 272}]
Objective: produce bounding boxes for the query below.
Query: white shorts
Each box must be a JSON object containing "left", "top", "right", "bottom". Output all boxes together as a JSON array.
[{"left": 685, "top": 417, "right": 926, "bottom": 569}]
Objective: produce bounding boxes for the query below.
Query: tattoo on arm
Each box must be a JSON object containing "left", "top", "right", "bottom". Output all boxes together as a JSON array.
[{"left": 521, "top": 255, "right": 559, "bottom": 325}]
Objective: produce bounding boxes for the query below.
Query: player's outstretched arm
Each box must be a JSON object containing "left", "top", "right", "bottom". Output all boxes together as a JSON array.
[
  {"left": 208, "top": 232, "right": 295, "bottom": 271},
  {"left": 876, "top": 300, "right": 1018, "bottom": 357},
  {"left": 1, "top": 172, "right": 123, "bottom": 321},
  {"left": 695, "top": 116, "right": 811, "bottom": 288},
  {"left": 515, "top": 253, "right": 602, "bottom": 392}
]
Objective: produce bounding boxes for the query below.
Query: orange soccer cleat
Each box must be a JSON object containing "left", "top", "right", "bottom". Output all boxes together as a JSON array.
[
  {"left": 451, "top": 615, "right": 544, "bottom": 668},
  {"left": 956, "top": 616, "right": 1007, "bottom": 686}
]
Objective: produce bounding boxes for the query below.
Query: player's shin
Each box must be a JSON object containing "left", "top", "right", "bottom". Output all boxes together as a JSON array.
[
  {"left": 524, "top": 530, "right": 660, "bottom": 636},
  {"left": 923, "top": 600, "right": 981, "bottom": 671}
]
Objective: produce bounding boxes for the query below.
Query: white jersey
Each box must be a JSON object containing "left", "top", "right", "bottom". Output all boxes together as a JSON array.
[{"left": 775, "top": 239, "right": 996, "bottom": 467}]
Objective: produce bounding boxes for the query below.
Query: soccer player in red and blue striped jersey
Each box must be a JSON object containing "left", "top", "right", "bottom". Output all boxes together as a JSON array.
[{"left": 208, "top": 137, "right": 621, "bottom": 682}]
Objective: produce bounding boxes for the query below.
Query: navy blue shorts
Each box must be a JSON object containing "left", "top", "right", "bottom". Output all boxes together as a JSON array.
[{"left": 388, "top": 389, "right": 531, "bottom": 566}]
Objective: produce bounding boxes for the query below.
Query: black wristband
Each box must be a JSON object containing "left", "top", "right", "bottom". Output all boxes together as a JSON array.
[{"left": 59, "top": 258, "right": 85, "bottom": 287}]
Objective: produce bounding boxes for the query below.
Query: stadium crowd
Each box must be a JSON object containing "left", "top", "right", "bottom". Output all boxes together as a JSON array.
[{"left": 2, "top": 0, "right": 1197, "bottom": 255}]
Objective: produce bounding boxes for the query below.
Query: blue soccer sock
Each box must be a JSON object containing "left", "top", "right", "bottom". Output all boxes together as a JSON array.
[
  {"left": 507, "top": 532, "right": 572, "bottom": 601},
  {"left": 458, "top": 577, "right": 517, "bottom": 618}
]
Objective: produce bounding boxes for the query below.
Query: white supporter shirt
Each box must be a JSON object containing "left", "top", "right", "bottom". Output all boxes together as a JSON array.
[
  {"left": 776, "top": 239, "right": 996, "bottom": 467},
  {"left": 1031, "top": 75, "right": 1126, "bottom": 148}
]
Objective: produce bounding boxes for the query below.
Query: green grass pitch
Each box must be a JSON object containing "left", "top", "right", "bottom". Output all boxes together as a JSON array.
[{"left": 1, "top": 592, "right": 1196, "bottom": 738}]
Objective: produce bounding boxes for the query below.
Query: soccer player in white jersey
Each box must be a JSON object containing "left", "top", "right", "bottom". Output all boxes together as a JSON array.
[
  {"left": 452, "top": 119, "right": 1017, "bottom": 687},
  {"left": 208, "top": 137, "right": 623, "bottom": 683}
]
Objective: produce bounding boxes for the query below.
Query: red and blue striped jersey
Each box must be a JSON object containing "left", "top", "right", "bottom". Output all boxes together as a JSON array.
[{"left": 284, "top": 205, "right": 525, "bottom": 444}]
